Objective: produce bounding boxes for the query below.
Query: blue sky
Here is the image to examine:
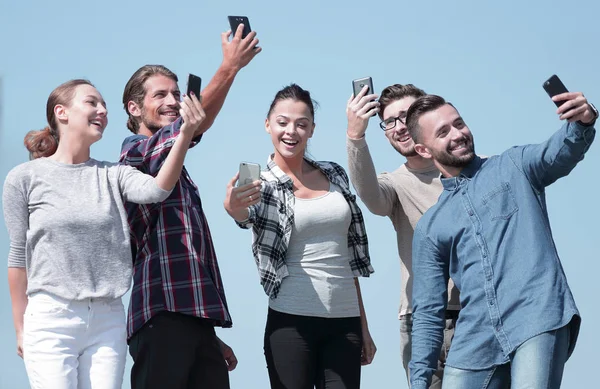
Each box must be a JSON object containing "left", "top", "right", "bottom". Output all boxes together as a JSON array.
[{"left": 1, "top": 0, "right": 599, "bottom": 387}]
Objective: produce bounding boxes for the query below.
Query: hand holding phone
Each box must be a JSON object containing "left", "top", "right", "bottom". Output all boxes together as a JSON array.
[
  {"left": 543, "top": 75, "right": 569, "bottom": 108},
  {"left": 187, "top": 74, "right": 202, "bottom": 100},
  {"left": 352, "top": 77, "right": 374, "bottom": 99},
  {"left": 228, "top": 16, "right": 252, "bottom": 39},
  {"left": 237, "top": 162, "right": 261, "bottom": 187}
]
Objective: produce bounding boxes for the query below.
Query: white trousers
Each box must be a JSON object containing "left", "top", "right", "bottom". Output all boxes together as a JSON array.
[{"left": 23, "top": 292, "right": 127, "bottom": 389}]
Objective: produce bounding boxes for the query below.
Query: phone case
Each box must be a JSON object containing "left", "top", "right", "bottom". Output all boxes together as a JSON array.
[
  {"left": 187, "top": 74, "right": 202, "bottom": 97},
  {"left": 238, "top": 162, "right": 261, "bottom": 187},
  {"left": 543, "top": 75, "right": 569, "bottom": 107},
  {"left": 228, "top": 16, "right": 252, "bottom": 39},
  {"left": 352, "top": 77, "right": 374, "bottom": 97}
]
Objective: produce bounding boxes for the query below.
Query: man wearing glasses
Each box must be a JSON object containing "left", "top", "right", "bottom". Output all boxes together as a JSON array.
[{"left": 345, "top": 84, "right": 460, "bottom": 388}]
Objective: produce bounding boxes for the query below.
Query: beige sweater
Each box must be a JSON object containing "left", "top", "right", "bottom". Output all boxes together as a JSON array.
[{"left": 347, "top": 136, "right": 461, "bottom": 317}]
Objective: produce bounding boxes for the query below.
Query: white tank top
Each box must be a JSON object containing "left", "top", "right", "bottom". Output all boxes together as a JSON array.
[{"left": 269, "top": 182, "right": 359, "bottom": 318}]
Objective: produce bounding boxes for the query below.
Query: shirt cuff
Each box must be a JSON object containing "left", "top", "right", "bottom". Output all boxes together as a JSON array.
[
  {"left": 410, "top": 381, "right": 428, "bottom": 389},
  {"left": 346, "top": 134, "right": 368, "bottom": 149}
]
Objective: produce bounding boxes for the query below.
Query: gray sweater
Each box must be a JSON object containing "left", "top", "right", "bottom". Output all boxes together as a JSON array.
[{"left": 3, "top": 157, "right": 172, "bottom": 300}]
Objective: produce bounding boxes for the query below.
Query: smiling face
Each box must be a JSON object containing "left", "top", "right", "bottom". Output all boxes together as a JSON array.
[
  {"left": 266, "top": 98, "right": 315, "bottom": 161},
  {"left": 382, "top": 96, "right": 418, "bottom": 157},
  {"left": 56, "top": 84, "right": 108, "bottom": 143},
  {"left": 414, "top": 103, "right": 475, "bottom": 175},
  {"left": 129, "top": 74, "right": 181, "bottom": 135}
]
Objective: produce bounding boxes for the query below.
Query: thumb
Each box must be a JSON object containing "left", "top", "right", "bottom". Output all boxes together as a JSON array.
[{"left": 228, "top": 172, "right": 240, "bottom": 188}]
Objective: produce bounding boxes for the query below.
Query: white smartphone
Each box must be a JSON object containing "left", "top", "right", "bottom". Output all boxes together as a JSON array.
[{"left": 237, "top": 162, "right": 261, "bottom": 187}]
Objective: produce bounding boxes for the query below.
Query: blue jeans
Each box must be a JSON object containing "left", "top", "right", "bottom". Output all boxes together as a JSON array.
[{"left": 442, "top": 324, "right": 571, "bottom": 389}]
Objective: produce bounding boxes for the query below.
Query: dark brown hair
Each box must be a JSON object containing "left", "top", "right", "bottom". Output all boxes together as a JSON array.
[
  {"left": 378, "top": 84, "right": 426, "bottom": 119},
  {"left": 24, "top": 79, "right": 94, "bottom": 159},
  {"left": 406, "top": 94, "right": 449, "bottom": 143},
  {"left": 267, "top": 84, "right": 319, "bottom": 120},
  {"left": 122, "top": 65, "right": 178, "bottom": 134}
]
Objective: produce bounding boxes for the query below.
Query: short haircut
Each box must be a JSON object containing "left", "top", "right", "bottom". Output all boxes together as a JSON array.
[
  {"left": 378, "top": 84, "right": 426, "bottom": 119},
  {"left": 406, "top": 94, "right": 449, "bottom": 143}
]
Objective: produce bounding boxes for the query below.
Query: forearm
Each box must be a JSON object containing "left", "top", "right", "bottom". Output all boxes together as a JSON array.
[
  {"left": 346, "top": 136, "right": 394, "bottom": 216},
  {"left": 154, "top": 132, "right": 195, "bottom": 191},
  {"left": 354, "top": 278, "right": 369, "bottom": 330},
  {"left": 8, "top": 267, "right": 27, "bottom": 334},
  {"left": 195, "top": 64, "right": 239, "bottom": 136}
]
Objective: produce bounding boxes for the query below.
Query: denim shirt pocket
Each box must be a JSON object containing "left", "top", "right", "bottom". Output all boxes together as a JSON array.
[{"left": 481, "top": 182, "right": 519, "bottom": 221}]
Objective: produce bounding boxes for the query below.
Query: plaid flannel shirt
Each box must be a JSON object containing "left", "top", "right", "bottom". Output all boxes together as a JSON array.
[
  {"left": 119, "top": 117, "right": 232, "bottom": 339},
  {"left": 237, "top": 155, "right": 374, "bottom": 298}
]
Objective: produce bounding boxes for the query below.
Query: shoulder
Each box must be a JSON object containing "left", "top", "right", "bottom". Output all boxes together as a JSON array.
[
  {"left": 315, "top": 160, "right": 348, "bottom": 179},
  {"left": 121, "top": 134, "right": 148, "bottom": 154},
  {"left": 5, "top": 159, "right": 42, "bottom": 185}
]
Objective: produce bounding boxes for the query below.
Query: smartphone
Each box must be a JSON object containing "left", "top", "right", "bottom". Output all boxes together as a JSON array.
[
  {"left": 228, "top": 15, "right": 252, "bottom": 39},
  {"left": 186, "top": 74, "right": 202, "bottom": 98},
  {"left": 237, "top": 162, "right": 261, "bottom": 187},
  {"left": 352, "top": 77, "right": 374, "bottom": 98},
  {"left": 543, "top": 74, "right": 569, "bottom": 108}
]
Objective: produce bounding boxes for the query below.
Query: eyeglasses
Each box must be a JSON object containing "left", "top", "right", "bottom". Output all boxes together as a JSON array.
[{"left": 379, "top": 112, "right": 408, "bottom": 131}]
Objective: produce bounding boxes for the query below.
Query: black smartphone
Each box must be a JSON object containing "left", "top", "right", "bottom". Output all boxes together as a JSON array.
[
  {"left": 186, "top": 74, "right": 202, "bottom": 98},
  {"left": 543, "top": 74, "right": 569, "bottom": 107},
  {"left": 228, "top": 15, "right": 252, "bottom": 39},
  {"left": 352, "top": 77, "right": 374, "bottom": 98}
]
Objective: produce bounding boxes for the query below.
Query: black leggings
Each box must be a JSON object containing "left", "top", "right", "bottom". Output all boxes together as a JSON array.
[{"left": 264, "top": 308, "right": 363, "bottom": 389}]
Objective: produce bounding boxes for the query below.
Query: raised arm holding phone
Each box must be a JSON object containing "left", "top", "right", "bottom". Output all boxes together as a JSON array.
[{"left": 407, "top": 76, "right": 596, "bottom": 389}]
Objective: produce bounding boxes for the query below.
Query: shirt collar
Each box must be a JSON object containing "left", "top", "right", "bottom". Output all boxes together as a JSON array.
[
  {"left": 441, "top": 155, "right": 484, "bottom": 191},
  {"left": 264, "top": 154, "right": 337, "bottom": 187}
]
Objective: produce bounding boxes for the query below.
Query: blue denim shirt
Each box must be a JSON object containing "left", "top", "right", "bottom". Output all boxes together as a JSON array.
[{"left": 409, "top": 121, "right": 595, "bottom": 389}]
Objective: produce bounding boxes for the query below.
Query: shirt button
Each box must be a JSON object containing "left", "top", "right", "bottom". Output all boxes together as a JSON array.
[
  {"left": 490, "top": 300, "right": 495, "bottom": 306},
  {"left": 468, "top": 210, "right": 473, "bottom": 216},
  {"left": 476, "top": 232, "right": 481, "bottom": 236},
  {"left": 462, "top": 191, "right": 466, "bottom": 195}
]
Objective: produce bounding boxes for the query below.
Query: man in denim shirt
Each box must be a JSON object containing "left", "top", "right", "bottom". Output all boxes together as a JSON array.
[{"left": 406, "top": 91, "right": 597, "bottom": 389}]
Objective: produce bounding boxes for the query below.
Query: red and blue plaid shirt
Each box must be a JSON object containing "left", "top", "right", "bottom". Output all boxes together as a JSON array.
[{"left": 119, "top": 118, "right": 232, "bottom": 339}]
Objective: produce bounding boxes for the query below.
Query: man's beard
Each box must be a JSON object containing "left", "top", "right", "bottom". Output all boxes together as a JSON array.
[
  {"left": 392, "top": 141, "right": 419, "bottom": 158},
  {"left": 431, "top": 137, "right": 476, "bottom": 168},
  {"left": 141, "top": 107, "right": 178, "bottom": 133}
]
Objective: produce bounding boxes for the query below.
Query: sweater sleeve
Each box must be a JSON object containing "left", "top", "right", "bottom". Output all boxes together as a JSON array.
[
  {"left": 3, "top": 173, "right": 28, "bottom": 268},
  {"left": 117, "top": 164, "right": 173, "bottom": 204}
]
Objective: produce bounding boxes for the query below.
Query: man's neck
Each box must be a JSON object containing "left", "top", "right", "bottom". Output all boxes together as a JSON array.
[
  {"left": 137, "top": 126, "right": 155, "bottom": 138},
  {"left": 405, "top": 155, "right": 435, "bottom": 171}
]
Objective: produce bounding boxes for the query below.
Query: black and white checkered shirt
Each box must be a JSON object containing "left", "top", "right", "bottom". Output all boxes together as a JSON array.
[{"left": 237, "top": 156, "right": 374, "bottom": 298}]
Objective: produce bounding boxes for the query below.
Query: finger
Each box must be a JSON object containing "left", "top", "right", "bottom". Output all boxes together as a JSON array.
[
  {"left": 179, "top": 105, "right": 190, "bottom": 124},
  {"left": 237, "top": 186, "right": 262, "bottom": 201},
  {"left": 228, "top": 172, "right": 240, "bottom": 188},
  {"left": 558, "top": 95, "right": 587, "bottom": 115},
  {"left": 237, "top": 180, "right": 262, "bottom": 193},
  {"left": 248, "top": 37, "right": 259, "bottom": 50},
  {"left": 253, "top": 46, "right": 263, "bottom": 54},
  {"left": 347, "top": 94, "right": 355, "bottom": 107},
  {"left": 552, "top": 91, "right": 582, "bottom": 104},
  {"left": 561, "top": 104, "right": 587, "bottom": 121},
  {"left": 228, "top": 356, "right": 238, "bottom": 371},
  {"left": 358, "top": 93, "right": 379, "bottom": 107},
  {"left": 222, "top": 30, "right": 232, "bottom": 44},
  {"left": 183, "top": 94, "right": 201, "bottom": 120},
  {"left": 234, "top": 23, "right": 245, "bottom": 39},
  {"left": 244, "top": 30, "right": 257, "bottom": 43},
  {"left": 357, "top": 101, "right": 380, "bottom": 116}
]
